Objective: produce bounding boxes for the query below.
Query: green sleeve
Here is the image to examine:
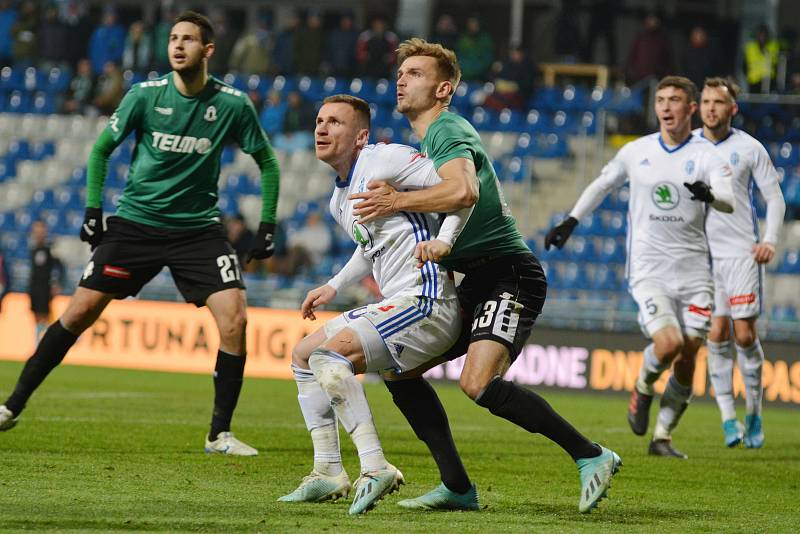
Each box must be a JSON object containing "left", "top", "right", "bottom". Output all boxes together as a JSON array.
[
  {"left": 86, "top": 129, "right": 122, "bottom": 209},
  {"left": 252, "top": 144, "right": 280, "bottom": 224},
  {"left": 428, "top": 122, "right": 475, "bottom": 170}
]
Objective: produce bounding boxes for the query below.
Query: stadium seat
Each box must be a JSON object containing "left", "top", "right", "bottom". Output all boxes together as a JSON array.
[
  {"left": 348, "top": 78, "right": 376, "bottom": 101},
  {"left": 297, "top": 76, "right": 325, "bottom": 101},
  {"left": 776, "top": 250, "right": 800, "bottom": 273},
  {"left": 374, "top": 78, "right": 395, "bottom": 105}
]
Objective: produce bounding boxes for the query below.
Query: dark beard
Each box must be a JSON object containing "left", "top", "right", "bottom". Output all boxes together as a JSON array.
[{"left": 173, "top": 59, "right": 204, "bottom": 84}]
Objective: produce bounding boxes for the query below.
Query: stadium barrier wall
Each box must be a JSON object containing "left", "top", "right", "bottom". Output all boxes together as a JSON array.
[{"left": 1, "top": 294, "right": 798, "bottom": 406}]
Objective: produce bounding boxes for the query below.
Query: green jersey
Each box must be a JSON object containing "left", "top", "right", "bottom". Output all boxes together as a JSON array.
[
  {"left": 107, "top": 73, "right": 268, "bottom": 228},
  {"left": 420, "top": 111, "right": 529, "bottom": 269}
]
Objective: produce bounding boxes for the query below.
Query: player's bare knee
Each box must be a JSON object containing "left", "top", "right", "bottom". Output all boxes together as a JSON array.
[
  {"left": 708, "top": 319, "right": 730, "bottom": 343},
  {"left": 459, "top": 374, "right": 488, "bottom": 401},
  {"left": 734, "top": 329, "right": 756, "bottom": 348}
]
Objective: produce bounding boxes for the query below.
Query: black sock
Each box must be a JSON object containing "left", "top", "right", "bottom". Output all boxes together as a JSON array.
[
  {"left": 475, "top": 377, "right": 601, "bottom": 461},
  {"left": 385, "top": 377, "right": 471, "bottom": 494},
  {"left": 5, "top": 321, "right": 78, "bottom": 415},
  {"left": 209, "top": 350, "right": 246, "bottom": 440}
]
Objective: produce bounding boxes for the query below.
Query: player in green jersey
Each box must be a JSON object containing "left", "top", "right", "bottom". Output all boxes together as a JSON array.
[
  {"left": 0, "top": 12, "right": 280, "bottom": 456},
  {"left": 350, "top": 39, "right": 621, "bottom": 513}
]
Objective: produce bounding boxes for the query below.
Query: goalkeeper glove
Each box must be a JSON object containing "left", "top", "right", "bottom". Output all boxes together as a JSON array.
[
  {"left": 79, "top": 207, "right": 104, "bottom": 251},
  {"left": 683, "top": 181, "right": 715, "bottom": 203},
  {"left": 544, "top": 216, "right": 578, "bottom": 250},
  {"left": 246, "top": 222, "right": 276, "bottom": 263}
]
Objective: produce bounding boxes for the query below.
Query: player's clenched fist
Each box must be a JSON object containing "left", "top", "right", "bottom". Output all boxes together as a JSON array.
[
  {"left": 414, "top": 239, "right": 451, "bottom": 268},
  {"left": 246, "top": 222, "right": 276, "bottom": 263},
  {"left": 79, "top": 207, "right": 104, "bottom": 250},
  {"left": 544, "top": 216, "right": 578, "bottom": 250},
  {"left": 301, "top": 284, "right": 337, "bottom": 321}
]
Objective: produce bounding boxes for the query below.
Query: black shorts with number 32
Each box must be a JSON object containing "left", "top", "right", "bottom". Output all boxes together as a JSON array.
[
  {"left": 79, "top": 216, "right": 245, "bottom": 306},
  {"left": 456, "top": 253, "right": 547, "bottom": 361}
]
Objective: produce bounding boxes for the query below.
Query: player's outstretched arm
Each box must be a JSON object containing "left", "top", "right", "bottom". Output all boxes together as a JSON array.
[
  {"left": 546, "top": 159, "right": 626, "bottom": 250},
  {"left": 246, "top": 145, "right": 281, "bottom": 262},
  {"left": 351, "top": 157, "right": 479, "bottom": 223},
  {"left": 414, "top": 203, "right": 475, "bottom": 267},
  {"left": 80, "top": 129, "right": 122, "bottom": 250}
]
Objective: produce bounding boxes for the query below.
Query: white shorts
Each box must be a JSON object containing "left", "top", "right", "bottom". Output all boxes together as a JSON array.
[
  {"left": 712, "top": 256, "right": 763, "bottom": 320},
  {"left": 324, "top": 295, "right": 461, "bottom": 374},
  {"left": 630, "top": 274, "right": 712, "bottom": 338}
]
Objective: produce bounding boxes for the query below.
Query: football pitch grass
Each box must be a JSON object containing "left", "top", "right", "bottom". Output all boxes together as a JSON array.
[{"left": 1, "top": 361, "right": 798, "bottom": 533}]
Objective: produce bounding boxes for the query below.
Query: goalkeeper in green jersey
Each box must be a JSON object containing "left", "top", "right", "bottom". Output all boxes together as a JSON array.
[{"left": 0, "top": 12, "right": 280, "bottom": 456}]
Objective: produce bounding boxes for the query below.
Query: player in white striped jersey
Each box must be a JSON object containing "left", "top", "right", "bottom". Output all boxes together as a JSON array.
[
  {"left": 546, "top": 76, "right": 735, "bottom": 458},
  {"left": 279, "top": 95, "right": 472, "bottom": 514},
  {"left": 698, "top": 78, "right": 786, "bottom": 449}
]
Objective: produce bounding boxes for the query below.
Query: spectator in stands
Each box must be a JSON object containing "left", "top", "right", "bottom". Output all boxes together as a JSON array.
[
  {"left": 323, "top": 13, "right": 359, "bottom": 77},
  {"left": 295, "top": 11, "right": 323, "bottom": 76},
  {"left": 680, "top": 26, "right": 720, "bottom": 90},
  {"left": 229, "top": 14, "right": 272, "bottom": 75},
  {"left": 286, "top": 210, "right": 332, "bottom": 271},
  {"left": 431, "top": 14, "right": 458, "bottom": 52},
  {"left": 272, "top": 91, "right": 315, "bottom": 153},
  {"left": 260, "top": 90, "right": 287, "bottom": 137},
  {"left": 0, "top": 0, "right": 16, "bottom": 67},
  {"left": 225, "top": 213, "right": 255, "bottom": 268},
  {"left": 0, "top": 245, "right": 9, "bottom": 314},
  {"left": 457, "top": 16, "right": 494, "bottom": 81},
  {"left": 356, "top": 15, "right": 399, "bottom": 79},
  {"left": 92, "top": 60, "right": 123, "bottom": 116},
  {"left": 11, "top": 0, "right": 38, "bottom": 68},
  {"left": 624, "top": 12, "right": 674, "bottom": 85},
  {"left": 37, "top": 5, "right": 68, "bottom": 71},
  {"left": 28, "top": 220, "right": 64, "bottom": 342},
  {"left": 744, "top": 24, "right": 781, "bottom": 94},
  {"left": 554, "top": 0, "right": 582, "bottom": 63},
  {"left": 63, "top": 58, "right": 95, "bottom": 114},
  {"left": 582, "top": 0, "right": 617, "bottom": 66},
  {"left": 61, "top": 0, "right": 91, "bottom": 71},
  {"left": 485, "top": 45, "right": 536, "bottom": 111},
  {"left": 272, "top": 12, "right": 299, "bottom": 75},
  {"left": 151, "top": 8, "right": 176, "bottom": 73},
  {"left": 122, "top": 21, "right": 153, "bottom": 73},
  {"left": 88, "top": 8, "right": 125, "bottom": 75},
  {"left": 207, "top": 9, "right": 236, "bottom": 76}
]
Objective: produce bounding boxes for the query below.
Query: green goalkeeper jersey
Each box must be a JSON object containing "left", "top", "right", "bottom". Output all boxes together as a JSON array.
[
  {"left": 420, "top": 111, "right": 530, "bottom": 269},
  {"left": 107, "top": 73, "right": 268, "bottom": 228}
]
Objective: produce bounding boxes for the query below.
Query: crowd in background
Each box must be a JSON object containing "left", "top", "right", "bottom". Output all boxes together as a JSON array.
[{"left": 2, "top": 2, "right": 800, "bottom": 120}]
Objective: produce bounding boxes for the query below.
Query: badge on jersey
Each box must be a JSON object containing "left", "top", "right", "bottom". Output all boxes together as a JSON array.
[
  {"left": 204, "top": 106, "right": 217, "bottom": 122},
  {"left": 652, "top": 183, "right": 680, "bottom": 210},
  {"left": 730, "top": 152, "right": 739, "bottom": 166},
  {"left": 685, "top": 160, "right": 695, "bottom": 175},
  {"left": 351, "top": 220, "right": 374, "bottom": 250}
]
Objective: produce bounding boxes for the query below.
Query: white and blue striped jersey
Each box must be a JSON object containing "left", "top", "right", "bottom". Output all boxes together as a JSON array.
[
  {"left": 570, "top": 132, "right": 734, "bottom": 286},
  {"left": 694, "top": 128, "right": 786, "bottom": 258},
  {"left": 329, "top": 143, "right": 457, "bottom": 301}
]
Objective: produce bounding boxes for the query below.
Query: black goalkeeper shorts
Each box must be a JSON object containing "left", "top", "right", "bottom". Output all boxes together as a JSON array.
[
  {"left": 454, "top": 253, "right": 547, "bottom": 361},
  {"left": 78, "top": 216, "right": 245, "bottom": 306}
]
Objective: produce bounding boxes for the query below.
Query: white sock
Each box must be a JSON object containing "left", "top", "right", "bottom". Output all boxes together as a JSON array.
[
  {"left": 292, "top": 364, "right": 343, "bottom": 476},
  {"left": 706, "top": 340, "right": 736, "bottom": 422},
  {"left": 654, "top": 375, "right": 692, "bottom": 440},
  {"left": 309, "top": 349, "right": 387, "bottom": 473},
  {"left": 637, "top": 344, "right": 669, "bottom": 395},
  {"left": 736, "top": 340, "right": 764, "bottom": 417}
]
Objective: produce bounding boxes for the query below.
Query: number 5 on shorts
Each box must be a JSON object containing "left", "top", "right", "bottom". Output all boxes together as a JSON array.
[{"left": 644, "top": 297, "right": 658, "bottom": 316}]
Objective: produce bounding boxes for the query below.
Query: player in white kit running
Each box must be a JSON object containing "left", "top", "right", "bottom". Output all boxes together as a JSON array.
[
  {"left": 697, "top": 78, "right": 786, "bottom": 449},
  {"left": 278, "top": 95, "right": 472, "bottom": 515},
  {"left": 545, "top": 76, "right": 735, "bottom": 459}
]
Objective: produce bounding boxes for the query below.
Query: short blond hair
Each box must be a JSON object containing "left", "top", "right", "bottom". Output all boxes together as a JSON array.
[
  {"left": 656, "top": 75, "right": 698, "bottom": 103},
  {"left": 703, "top": 77, "right": 740, "bottom": 102},
  {"left": 397, "top": 38, "right": 461, "bottom": 102},
  {"left": 322, "top": 94, "right": 371, "bottom": 130}
]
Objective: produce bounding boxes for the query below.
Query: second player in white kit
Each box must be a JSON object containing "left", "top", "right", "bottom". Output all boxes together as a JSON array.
[
  {"left": 546, "top": 76, "right": 734, "bottom": 459},
  {"left": 698, "top": 78, "right": 786, "bottom": 449}
]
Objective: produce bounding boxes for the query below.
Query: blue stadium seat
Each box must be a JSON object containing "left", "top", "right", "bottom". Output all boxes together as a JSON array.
[
  {"left": 495, "top": 108, "right": 525, "bottom": 132},
  {"left": 44, "top": 67, "right": 71, "bottom": 93},
  {"left": 770, "top": 304, "right": 798, "bottom": 321},
  {"left": 374, "top": 78, "right": 395, "bottom": 105},
  {"left": 560, "top": 261, "right": 589, "bottom": 289},
  {"left": 0, "top": 212, "right": 16, "bottom": 231},
  {"left": 451, "top": 81, "right": 479, "bottom": 108},
  {"left": 297, "top": 76, "right": 325, "bottom": 101},
  {"left": 0, "top": 160, "right": 14, "bottom": 181},
  {"left": 6, "top": 140, "right": 30, "bottom": 161},
  {"left": 530, "top": 87, "right": 562, "bottom": 111},
  {"left": 30, "top": 140, "right": 55, "bottom": 160},
  {"left": 573, "top": 213, "right": 602, "bottom": 236},
  {"left": 348, "top": 78, "right": 376, "bottom": 101},
  {"left": 470, "top": 106, "right": 493, "bottom": 130},
  {"left": 565, "top": 236, "right": 595, "bottom": 261},
  {"left": 601, "top": 210, "right": 627, "bottom": 236},
  {"left": 586, "top": 86, "right": 611, "bottom": 111},
  {"left": 776, "top": 250, "right": 800, "bottom": 273},
  {"left": 774, "top": 142, "right": 799, "bottom": 167},
  {"left": 217, "top": 194, "right": 239, "bottom": 216},
  {"left": 6, "top": 90, "right": 31, "bottom": 113},
  {"left": 561, "top": 85, "right": 589, "bottom": 111},
  {"left": 370, "top": 104, "right": 392, "bottom": 129}
]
